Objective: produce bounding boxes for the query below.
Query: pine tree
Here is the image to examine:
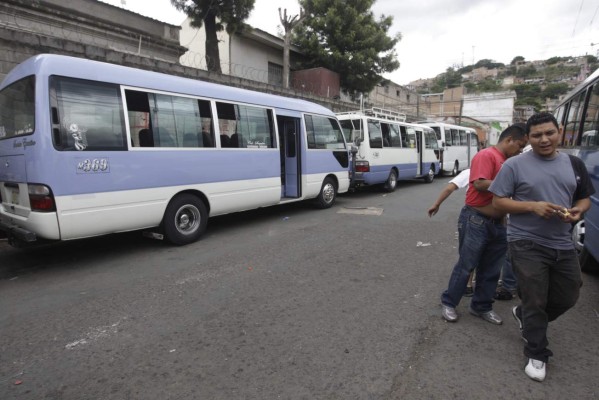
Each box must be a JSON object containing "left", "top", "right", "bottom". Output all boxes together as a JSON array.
[{"left": 294, "top": 0, "right": 401, "bottom": 96}]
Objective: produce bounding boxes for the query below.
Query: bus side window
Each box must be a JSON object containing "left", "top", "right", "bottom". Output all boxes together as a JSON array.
[
  {"left": 582, "top": 83, "right": 599, "bottom": 148},
  {"left": 305, "top": 114, "right": 345, "bottom": 150},
  {"left": 400, "top": 125, "right": 408, "bottom": 147},
  {"left": 381, "top": 123, "right": 390, "bottom": 147},
  {"left": 51, "top": 76, "right": 126, "bottom": 151},
  {"left": 564, "top": 91, "right": 586, "bottom": 146},
  {"left": 216, "top": 101, "right": 274, "bottom": 149},
  {"left": 368, "top": 120, "right": 383, "bottom": 149},
  {"left": 389, "top": 124, "right": 402, "bottom": 147}
]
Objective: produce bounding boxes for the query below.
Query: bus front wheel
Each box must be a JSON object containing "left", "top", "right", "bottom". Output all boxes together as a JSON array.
[
  {"left": 163, "top": 194, "right": 208, "bottom": 245},
  {"left": 316, "top": 177, "right": 337, "bottom": 209},
  {"left": 424, "top": 166, "right": 435, "bottom": 183}
]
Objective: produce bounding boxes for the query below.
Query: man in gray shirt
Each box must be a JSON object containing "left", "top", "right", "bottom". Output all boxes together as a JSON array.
[{"left": 489, "top": 112, "right": 595, "bottom": 382}]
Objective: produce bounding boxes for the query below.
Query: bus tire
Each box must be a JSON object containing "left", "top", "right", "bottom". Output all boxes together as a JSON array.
[
  {"left": 424, "top": 165, "right": 435, "bottom": 183},
  {"left": 383, "top": 169, "right": 398, "bottom": 192},
  {"left": 315, "top": 177, "right": 337, "bottom": 209},
  {"left": 163, "top": 194, "right": 208, "bottom": 245},
  {"left": 451, "top": 161, "right": 459, "bottom": 177},
  {"left": 580, "top": 247, "right": 599, "bottom": 273}
]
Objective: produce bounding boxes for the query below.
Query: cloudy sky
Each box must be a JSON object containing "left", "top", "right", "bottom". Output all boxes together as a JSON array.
[{"left": 100, "top": 0, "right": 599, "bottom": 85}]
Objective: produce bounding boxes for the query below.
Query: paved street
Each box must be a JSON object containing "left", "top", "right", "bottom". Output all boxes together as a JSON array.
[{"left": 1, "top": 178, "right": 598, "bottom": 399}]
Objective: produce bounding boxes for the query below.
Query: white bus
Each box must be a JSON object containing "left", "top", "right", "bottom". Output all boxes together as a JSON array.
[
  {"left": 0, "top": 54, "right": 350, "bottom": 246},
  {"left": 337, "top": 108, "right": 440, "bottom": 191},
  {"left": 419, "top": 122, "right": 479, "bottom": 176}
]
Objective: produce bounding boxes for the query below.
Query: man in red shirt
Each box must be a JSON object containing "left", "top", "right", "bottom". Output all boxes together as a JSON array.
[{"left": 441, "top": 124, "right": 527, "bottom": 323}]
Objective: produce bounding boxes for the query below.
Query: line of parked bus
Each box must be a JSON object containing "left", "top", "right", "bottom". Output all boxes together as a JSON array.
[{"left": 0, "top": 55, "right": 477, "bottom": 247}]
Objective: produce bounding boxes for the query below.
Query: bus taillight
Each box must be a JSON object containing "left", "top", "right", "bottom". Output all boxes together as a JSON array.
[
  {"left": 28, "top": 184, "right": 56, "bottom": 212},
  {"left": 355, "top": 161, "right": 370, "bottom": 173}
]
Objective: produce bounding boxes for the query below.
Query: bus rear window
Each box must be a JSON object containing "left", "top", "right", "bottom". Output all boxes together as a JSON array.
[{"left": 0, "top": 76, "right": 35, "bottom": 139}]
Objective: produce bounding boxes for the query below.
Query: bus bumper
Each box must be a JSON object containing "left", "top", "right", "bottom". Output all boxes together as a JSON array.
[{"left": 0, "top": 218, "right": 37, "bottom": 243}]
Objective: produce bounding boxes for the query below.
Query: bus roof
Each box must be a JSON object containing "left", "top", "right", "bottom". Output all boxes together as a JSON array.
[{"left": 1, "top": 54, "right": 334, "bottom": 116}]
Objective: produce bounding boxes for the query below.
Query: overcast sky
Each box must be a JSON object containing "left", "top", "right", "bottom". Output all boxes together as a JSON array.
[{"left": 100, "top": 0, "right": 599, "bottom": 85}]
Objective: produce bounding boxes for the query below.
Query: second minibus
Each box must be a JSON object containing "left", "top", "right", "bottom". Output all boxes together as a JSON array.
[
  {"left": 338, "top": 108, "right": 440, "bottom": 191},
  {"left": 420, "top": 122, "right": 479, "bottom": 176}
]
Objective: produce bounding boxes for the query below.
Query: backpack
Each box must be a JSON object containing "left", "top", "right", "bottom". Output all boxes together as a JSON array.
[{"left": 566, "top": 154, "right": 595, "bottom": 203}]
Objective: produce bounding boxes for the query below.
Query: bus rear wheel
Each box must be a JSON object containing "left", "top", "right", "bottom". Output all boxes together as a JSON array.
[
  {"left": 316, "top": 177, "right": 337, "bottom": 209},
  {"left": 383, "top": 169, "right": 398, "bottom": 192},
  {"left": 451, "top": 162, "right": 459, "bottom": 176},
  {"left": 163, "top": 194, "right": 208, "bottom": 245}
]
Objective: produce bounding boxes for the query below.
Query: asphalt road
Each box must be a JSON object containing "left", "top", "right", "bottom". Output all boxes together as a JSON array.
[{"left": 1, "top": 177, "right": 598, "bottom": 400}]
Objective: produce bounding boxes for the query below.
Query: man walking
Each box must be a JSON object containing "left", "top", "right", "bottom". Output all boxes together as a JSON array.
[
  {"left": 440, "top": 124, "right": 527, "bottom": 324},
  {"left": 490, "top": 112, "right": 595, "bottom": 382}
]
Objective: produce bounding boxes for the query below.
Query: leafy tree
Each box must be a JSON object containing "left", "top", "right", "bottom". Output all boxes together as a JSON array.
[
  {"left": 171, "top": 0, "right": 255, "bottom": 73},
  {"left": 510, "top": 56, "right": 524, "bottom": 65},
  {"left": 294, "top": 0, "right": 401, "bottom": 96},
  {"left": 474, "top": 59, "right": 504, "bottom": 69},
  {"left": 444, "top": 67, "right": 462, "bottom": 88},
  {"left": 542, "top": 83, "right": 569, "bottom": 99},
  {"left": 511, "top": 83, "right": 542, "bottom": 99},
  {"left": 515, "top": 65, "right": 537, "bottom": 78},
  {"left": 546, "top": 56, "right": 569, "bottom": 65}
]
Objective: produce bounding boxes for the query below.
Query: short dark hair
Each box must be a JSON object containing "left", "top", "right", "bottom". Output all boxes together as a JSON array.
[
  {"left": 526, "top": 112, "right": 559, "bottom": 133},
  {"left": 498, "top": 122, "right": 527, "bottom": 142}
]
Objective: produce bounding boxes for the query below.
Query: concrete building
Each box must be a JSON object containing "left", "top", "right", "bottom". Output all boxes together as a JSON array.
[
  {"left": 463, "top": 91, "right": 517, "bottom": 145},
  {"left": 0, "top": 0, "right": 186, "bottom": 82},
  {"left": 420, "top": 87, "right": 464, "bottom": 120},
  {"left": 179, "top": 18, "right": 305, "bottom": 87},
  {"left": 364, "top": 80, "right": 424, "bottom": 121}
]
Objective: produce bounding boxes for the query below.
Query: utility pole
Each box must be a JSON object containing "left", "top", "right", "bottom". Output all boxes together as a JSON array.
[{"left": 279, "top": 7, "right": 306, "bottom": 89}]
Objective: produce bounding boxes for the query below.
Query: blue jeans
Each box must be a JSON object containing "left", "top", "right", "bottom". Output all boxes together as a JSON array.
[
  {"left": 509, "top": 240, "right": 581, "bottom": 362},
  {"left": 441, "top": 206, "right": 507, "bottom": 312},
  {"left": 500, "top": 255, "right": 517, "bottom": 291}
]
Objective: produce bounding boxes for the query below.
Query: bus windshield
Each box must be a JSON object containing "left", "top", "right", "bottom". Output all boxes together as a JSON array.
[{"left": 0, "top": 76, "right": 35, "bottom": 139}]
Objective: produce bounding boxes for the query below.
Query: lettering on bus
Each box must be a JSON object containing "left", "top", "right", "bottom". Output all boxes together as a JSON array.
[
  {"left": 12, "top": 138, "right": 37, "bottom": 148},
  {"left": 76, "top": 158, "right": 110, "bottom": 173}
]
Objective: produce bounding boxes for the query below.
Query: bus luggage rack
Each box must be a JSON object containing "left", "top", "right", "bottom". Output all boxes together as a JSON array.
[{"left": 337, "top": 107, "right": 406, "bottom": 122}]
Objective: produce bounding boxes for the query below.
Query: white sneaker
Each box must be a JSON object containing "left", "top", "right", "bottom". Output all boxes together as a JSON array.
[{"left": 525, "top": 358, "right": 546, "bottom": 382}]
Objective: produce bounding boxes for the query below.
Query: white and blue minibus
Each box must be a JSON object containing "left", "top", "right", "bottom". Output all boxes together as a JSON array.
[
  {"left": 337, "top": 108, "right": 440, "bottom": 191},
  {"left": 553, "top": 67, "right": 599, "bottom": 272},
  {"left": 0, "top": 54, "right": 350, "bottom": 246},
  {"left": 419, "top": 122, "right": 479, "bottom": 176}
]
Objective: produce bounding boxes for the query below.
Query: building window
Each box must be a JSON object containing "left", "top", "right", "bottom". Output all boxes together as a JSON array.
[{"left": 268, "top": 62, "right": 283, "bottom": 86}]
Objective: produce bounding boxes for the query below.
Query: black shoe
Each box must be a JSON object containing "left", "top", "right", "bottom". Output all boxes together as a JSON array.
[
  {"left": 494, "top": 287, "right": 515, "bottom": 300},
  {"left": 464, "top": 287, "right": 474, "bottom": 297}
]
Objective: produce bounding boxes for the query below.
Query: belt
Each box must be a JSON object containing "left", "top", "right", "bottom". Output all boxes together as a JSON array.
[{"left": 465, "top": 206, "right": 504, "bottom": 224}]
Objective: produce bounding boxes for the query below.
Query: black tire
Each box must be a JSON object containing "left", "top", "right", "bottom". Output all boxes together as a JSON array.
[
  {"left": 451, "top": 161, "right": 459, "bottom": 177},
  {"left": 162, "top": 194, "right": 208, "bottom": 245},
  {"left": 423, "top": 165, "right": 435, "bottom": 183},
  {"left": 315, "top": 177, "right": 337, "bottom": 209},
  {"left": 580, "top": 246, "right": 599, "bottom": 273},
  {"left": 383, "top": 169, "right": 398, "bottom": 192}
]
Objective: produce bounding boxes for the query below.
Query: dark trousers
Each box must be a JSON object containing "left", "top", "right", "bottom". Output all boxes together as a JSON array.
[{"left": 509, "top": 240, "right": 582, "bottom": 362}]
